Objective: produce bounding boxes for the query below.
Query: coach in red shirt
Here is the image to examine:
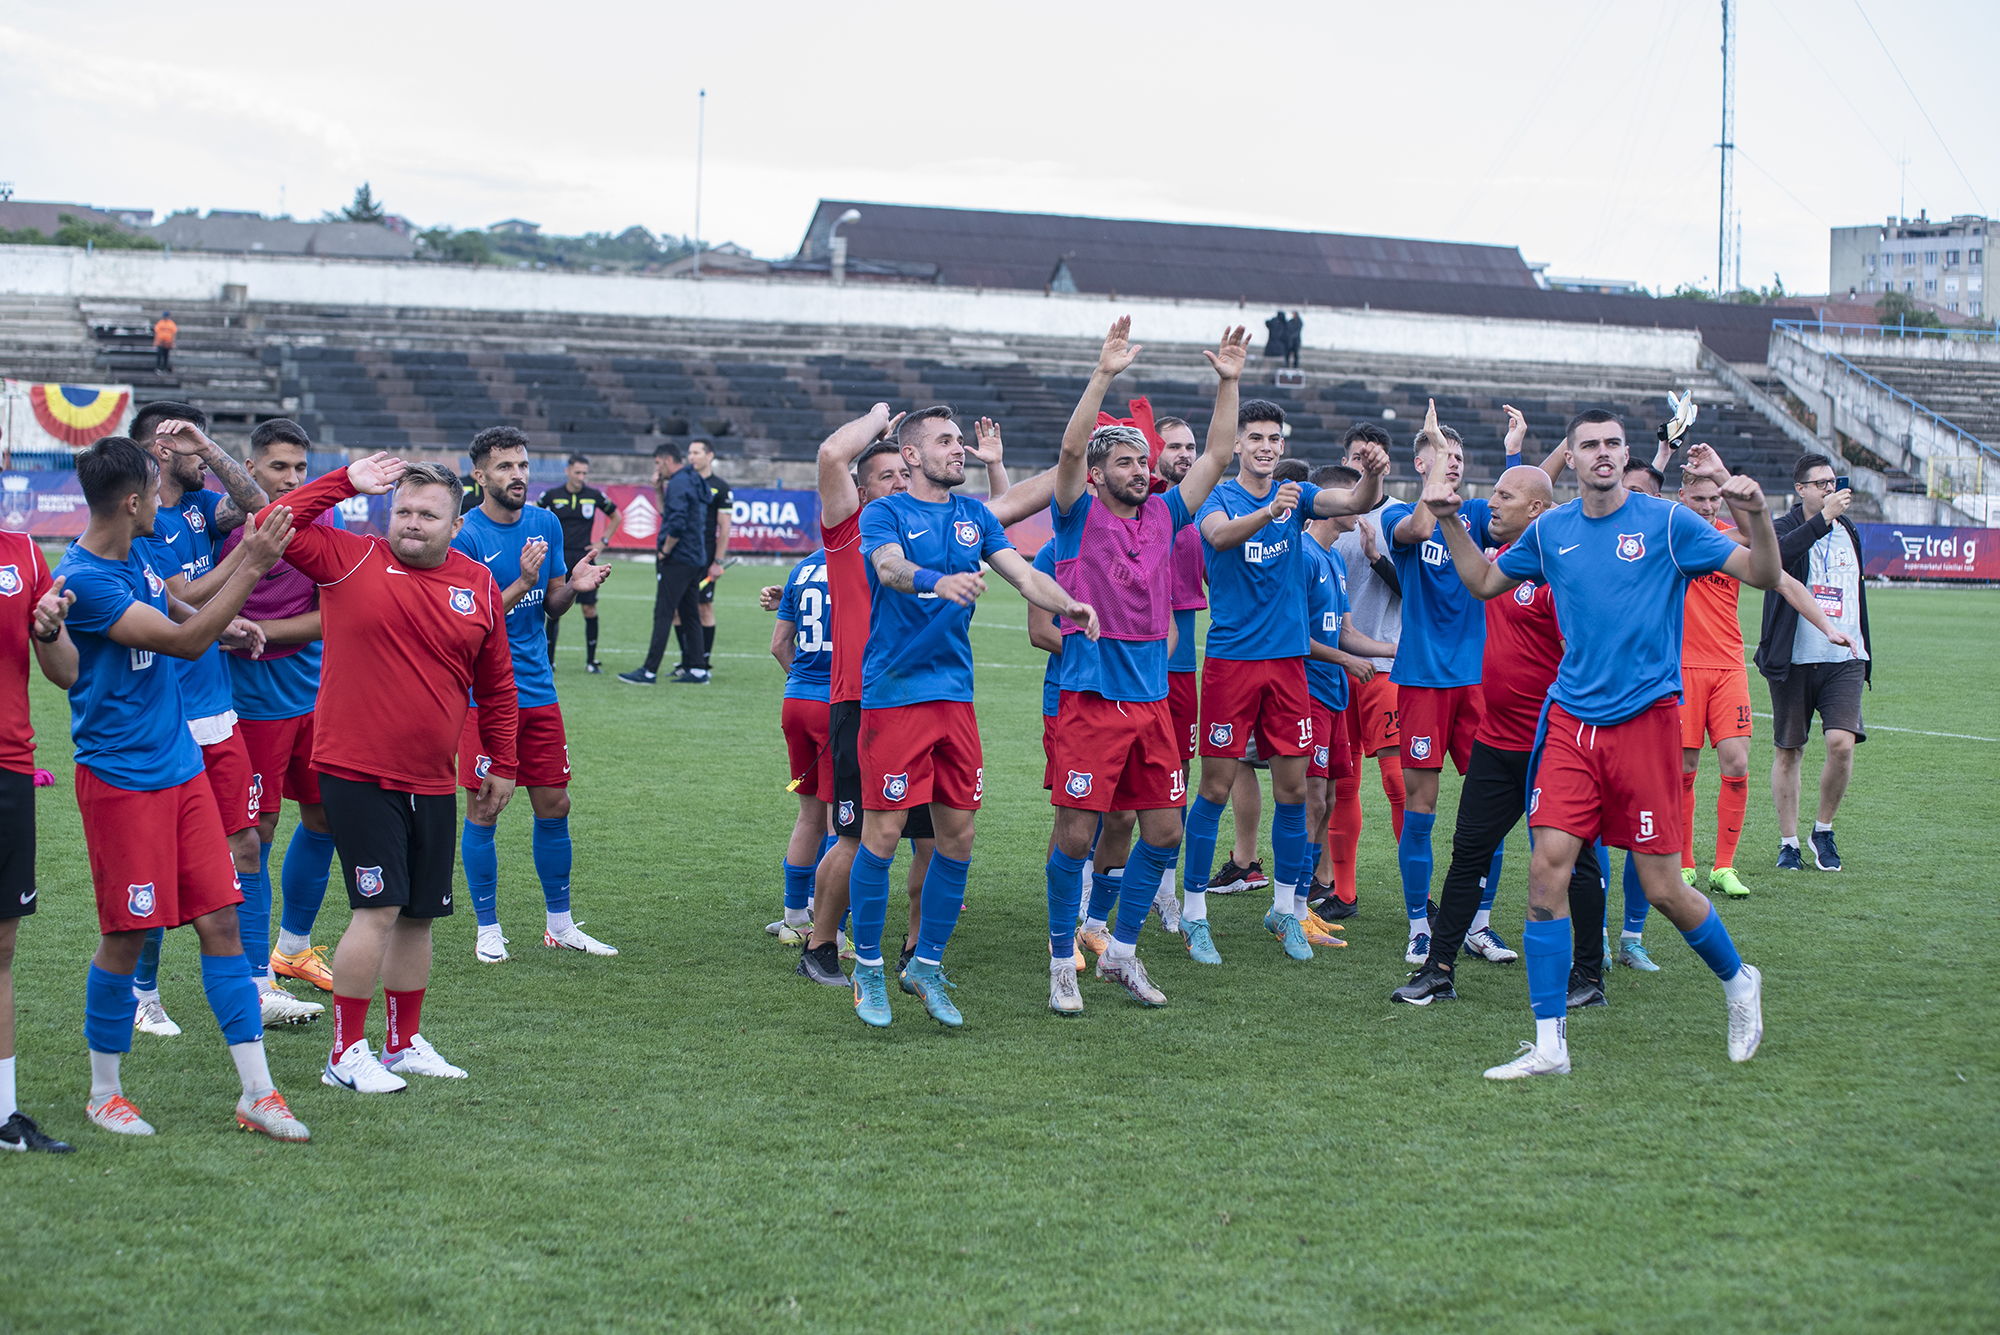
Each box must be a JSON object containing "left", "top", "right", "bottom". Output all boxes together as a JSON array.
[{"left": 254, "top": 453, "right": 518, "bottom": 1093}]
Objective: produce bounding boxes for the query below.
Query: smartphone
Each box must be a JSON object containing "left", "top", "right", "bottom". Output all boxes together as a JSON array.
[{"left": 1835, "top": 474, "right": 1851, "bottom": 492}]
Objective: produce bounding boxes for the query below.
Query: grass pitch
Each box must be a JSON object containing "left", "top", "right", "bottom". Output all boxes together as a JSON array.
[{"left": 6, "top": 572, "right": 1997, "bottom": 1333}]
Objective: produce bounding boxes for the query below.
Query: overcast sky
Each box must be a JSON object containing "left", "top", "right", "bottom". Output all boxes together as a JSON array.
[{"left": 3, "top": 0, "right": 1994, "bottom": 294}]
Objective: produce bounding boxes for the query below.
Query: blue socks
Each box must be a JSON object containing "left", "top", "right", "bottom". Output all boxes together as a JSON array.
[
  {"left": 848, "top": 844, "right": 893, "bottom": 965},
  {"left": 1398, "top": 810, "right": 1437, "bottom": 921},
  {"left": 783, "top": 860, "right": 816, "bottom": 912},
  {"left": 1272, "top": 801, "right": 1307, "bottom": 891},
  {"left": 235, "top": 863, "right": 270, "bottom": 978},
  {"left": 1522, "top": 919, "right": 1573, "bottom": 1020},
  {"left": 279, "top": 825, "right": 335, "bottom": 938},
  {"left": 1046, "top": 848, "right": 1086, "bottom": 960},
  {"left": 532, "top": 815, "right": 572, "bottom": 915},
  {"left": 1114, "top": 839, "right": 1177, "bottom": 946},
  {"left": 1680, "top": 905, "right": 1743, "bottom": 981},
  {"left": 463, "top": 819, "right": 499, "bottom": 926},
  {"left": 1480, "top": 842, "right": 1504, "bottom": 912},
  {"left": 199, "top": 952, "right": 263, "bottom": 1046},
  {"left": 133, "top": 927, "right": 164, "bottom": 992},
  {"left": 1085, "top": 866, "right": 1121, "bottom": 922},
  {"left": 1184, "top": 794, "right": 1224, "bottom": 893},
  {"left": 912, "top": 852, "right": 969, "bottom": 965},
  {"left": 1306, "top": 842, "right": 1323, "bottom": 887},
  {"left": 85, "top": 963, "right": 137, "bottom": 1054},
  {"left": 1622, "top": 849, "right": 1650, "bottom": 934}
]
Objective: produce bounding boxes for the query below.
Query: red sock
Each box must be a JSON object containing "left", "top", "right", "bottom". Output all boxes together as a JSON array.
[
  {"left": 1379, "top": 753, "right": 1406, "bottom": 842},
  {"left": 1329, "top": 774, "right": 1363, "bottom": 901},
  {"left": 384, "top": 988, "right": 425, "bottom": 1055},
  {"left": 333, "top": 994, "right": 371, "bottom": 1055},
  {"left": 1716, "top": 775, "right": 1748, "bottom": 868},
  {"left": 1681, "top": 768, "right": 1699, "bottom": 869}
]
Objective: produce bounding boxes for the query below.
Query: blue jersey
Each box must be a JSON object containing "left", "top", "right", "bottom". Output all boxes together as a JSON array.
[
  {"left": 1304, "top": 537, "right": 1352, "bottom": 712},
  {"left": 228, "top": 642, "right": 322, "bottom": 721},
  {"left": 1033, "top": 543, "right": 1062, "bottom": 717},
  {"left": 146, "top": 488, "right": 234, "bottom": 720},
  {"left": 857, "top": 492, "right": 1013, "bottom": 709},
  {"left": 1050, "top": 490, "right": 1191, "bottom": 703},
  {"left": 1169, "top": 609, "right": 1198, "bottom": 674},
  {"left": 1197, "top": 477, "right": 1322, "bottom": 661},
  {"left": 1382, "top": 497, "right": 1492, "bottom": 689},
  {"left": 1497, "top": 493, "right": 1740, "bottom": 725},
  {"left": 452, "top": 505, "right": 568, "bottom": 709},
  {"left": 55, "top": 542, "right": 203, "bottom": 791},
  {"left": 777, "top": 549, "right": 832, "bottom": 703}
]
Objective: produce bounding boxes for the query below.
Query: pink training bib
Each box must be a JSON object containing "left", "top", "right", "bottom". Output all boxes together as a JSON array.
[
  {"left": 1056, "top": 494, "right": 1174, "bottom": 642},
  {"left": 1170, "top": 522, "right": 1206, "bottom": 611}
]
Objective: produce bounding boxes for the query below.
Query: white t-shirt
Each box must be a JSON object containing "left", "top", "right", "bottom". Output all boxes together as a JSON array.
[
  {"left": 1793, "top": 524, "right": 1868, "bottom": 664},
  {"left": 1332, "top": 499, "right": 1400, "bottom": 672}
]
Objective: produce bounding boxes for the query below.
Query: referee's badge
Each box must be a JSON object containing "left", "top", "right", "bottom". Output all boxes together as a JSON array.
[
  {"left": 127, "top": 883, "right": 156, "bottom": 918},
  {"left": 448, "top": 586, "right": 477, "bottom": 615},
  {"left": 581, "top": 500, "right": 595, "bottom": 518},
  {"left": 0, "top": 565, "right": 19, "bottom": 596}
]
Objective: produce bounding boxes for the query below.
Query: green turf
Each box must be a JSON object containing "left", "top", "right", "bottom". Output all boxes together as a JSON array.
[{"left": 7, "top": 572, "right": 1997, "bottom": 1333}]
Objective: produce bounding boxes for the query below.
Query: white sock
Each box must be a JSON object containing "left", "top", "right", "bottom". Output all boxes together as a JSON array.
[
  {"left": 1722, "top": 966, "right": 1757, "bottom": 1002},
  {"left": 783, "top": 906, "right": 810, "bottom": 927},
  {"left": 1471, "top": 908, "right": 1491, "bottom": 933},
  {"left": 133, "top": 986, "right": 160, "bottom": 1003},
  {"left": 1780, "top": 835, "right": 1799, "bottom": 848},
  {"left": 1409, "top": 916, "right": 1428, "bottom": 941},
  {"left": 1535, "top": 1015, "right": 1567, "bottom": 1057},
  {"left": 1159, "top": 868, "right": 1175, "bottom": 896},
  {"left": 1621, "top": 929, "right": 1643, "bottom": 941},
  {"left": 546, "top": 910, "right": 575, "bottom": 935},
  {"left": 1272, "top": 881, "right": 1294, "bottom": 916},
  {"left": 88, "top": 1050, "right": 122, "bottom": 1102},
  {"left": 229, "top": 1040, "right": 275, "bottom": 1099},
  {"left": 1294, "top": 893, "right": 1309, "bottom": 919},
  {"left": 1813, "top": 821, "right": 1833, "bottom": 834},
  {"left": 1106, "top": 936, "right": 1135, "bottom": 961},
  {"left": 1083, "top": 916, "right": 1107, "bottom": 935},
  {"left": 0, "top": 1054, "right": 15, "bottom": 1120},
  {"left": 1182, "top": 890, "right": 1208, "bottom": 922},
  {"left": 276, "top": 928, "right": 311, "bottom": 956}
]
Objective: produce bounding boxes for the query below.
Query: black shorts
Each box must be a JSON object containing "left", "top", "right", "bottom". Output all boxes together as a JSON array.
[
  {"left": 0, "top": 767, "right": 35, "bottom": 918},
  {"left": 320, "top": 774, "right": 458, "bottom": 918},
  {"left": 829, "top": 699, "right": 933, "bottom": 841},
  {"left": 1769, "top": 659, "right": 1868, "bottom": 748},
  {"left": 696, "top": 579, "right": 715, "bottom": 607},
  {"left": 559, "top": 551, "right": 598, "bottom": 607}
]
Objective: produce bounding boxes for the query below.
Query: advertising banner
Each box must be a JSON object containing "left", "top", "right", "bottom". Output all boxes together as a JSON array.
[
  {"left": 1, "top": 380, "right": 133, "bottom": 458},
  {"left": 1856, "top": 522, "right": 1997, "bottom": 581}
]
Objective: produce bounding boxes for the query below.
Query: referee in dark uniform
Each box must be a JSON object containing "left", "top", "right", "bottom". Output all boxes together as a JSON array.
[
  {"left": 680, "top": 439, "right": 731, "bottom": 677},
  {"left": 538, "top": 454, "right": 622, "bottom": 672}
]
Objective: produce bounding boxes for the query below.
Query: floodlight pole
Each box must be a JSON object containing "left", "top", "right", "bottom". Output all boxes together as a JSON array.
[
  {"left": 693, "top": 88, "right": 705, "bottom": 279},
  {"left": 1717, "top": 0, "right": 1736, "bottom": 298}
]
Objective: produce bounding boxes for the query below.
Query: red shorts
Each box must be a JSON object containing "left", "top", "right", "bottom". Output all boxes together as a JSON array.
[
  {"left": 458, "top": 703, "right": 570, "bottom": 790},
  {"left": 1347, "top": 671, "right": 1399, "bottom": 756},
  {"left": 1168, "top": 671, "right": 1198, "bottom": 760},
  {"left": 1398, "top": 683, "right": 1483, "bottom": 773},
  {"left": 1531, "top": 698, "right": 1684, "bottom": 856},
  {"left": 1051, "top": 692, "right": 1188, "bottom": 812},
  {"left": 781, "top": 697, "right": 833, "bottom": 803},
  {"left": 1308, "top": 700, "right": 1355, "bottom": 780},
  {"left": 76, "top": 767, "right": 241, "bottom": 934},
  {"left": 1681, "top": 666, "right": 1754, "bottom": 749},
  {"left": 200, "top": 727, "right": 260, "bottom": 835},
  {"left": 1198, "top": 657, "right": 1312, "bottom": 759},
  {"left": 1042, "top": 712, "right": 1058, "bottom": 791},
  {"left": 860, "top": 701, "right": 983, "bottom": 811},
  {"left": 239, "top": 713, "right": 322, "bottom": 809}
]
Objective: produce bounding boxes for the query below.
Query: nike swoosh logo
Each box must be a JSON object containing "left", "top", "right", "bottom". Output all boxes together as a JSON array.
[
  {"left": 906, "top": 530, "right": 926, "bottom": 539},
  {"left": 324, "top": 1063, "right": 357, "bottom": 1089},
  {"left": 385, "top": 564, "right": 408, "bottom": 575},
  {"left": 441, "top": 896, "right": 452, "bottom": 905},
  {"left": 18, "top": 889, "right": 33, "bottom": 905},
  {"left": 1558, "top": 544, "right": 1581, "bottom": 555}
]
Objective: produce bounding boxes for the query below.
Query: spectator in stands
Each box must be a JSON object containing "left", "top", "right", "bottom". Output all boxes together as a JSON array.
[
  {"left": 153, "top": 311, "right": 176, "bottom": 372},
  {"left": 1756, "top": 453, "right": 1869, "bottom": 874},
  {"left": 620, "top": 442, "right": 710, "bottom": 686},
  {"left": 1264, "top": 310, "right": 1292, "bottom": 363},
  {"left": 675, "top": 439, "right": 732, "bottom": 677},
  {"left": 1285, "top": 311, "right": 1304, "bottom": 368}
]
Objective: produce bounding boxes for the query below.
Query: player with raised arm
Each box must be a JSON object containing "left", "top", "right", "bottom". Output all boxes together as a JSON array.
[
  {"left": 57, "top": 436, "right": 310, "bottom": 1141},
  {"left": 1431, "top": 411, "right": 1780, "bottom": 1078},
  {"left": 770, "top": 545, "right": 833, "bottom": 943},
  {"left": 455, "top": 429, "right": 614, "bottom": 964},
  {"left": 256, "top": 453, "right": 519, "bottom": 1093},
  {"left": 538, "top": 454, "right": 621, "bottom": 671},
  {"left": 1042, "top": 320, "right": 1246, "bottom": 1013}
]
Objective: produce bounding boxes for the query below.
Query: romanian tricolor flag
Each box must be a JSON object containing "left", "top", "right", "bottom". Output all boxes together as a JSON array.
[{"left": 29, "top": 384, "right": 132, "bottom": 446}]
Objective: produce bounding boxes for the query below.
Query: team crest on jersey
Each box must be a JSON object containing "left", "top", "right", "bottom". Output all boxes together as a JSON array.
[
  {"left": 1209, "top": 722, "right": 1233, "bottom": 748},
  {"left": 1514, "top": 582, "right": 1537, "bottom": 605},
  {"left": 448, "top": 586, "right": 476, "bottom": 615},
  {"left": 1616, "top": 533, "right": 1645, "bottom": 562},
  {"left": 185, "top": 505, "right": 207, "bottom": 533},
  {"left": 127, "top": 883, "right": 156, "bottom": 917},
  {"left": 1314, "top": 745, "right": 1329, "bottom": 769},
  {"left": 356, "top": 866, "right": 385, "bottom": 898},
  {"left": 474, "top": 754, "right": 493, "bottom": 780},
  {"left": 838, "top": 800, "right": 855, "bottom": 827},
  {"left": 144, "top": 565, "right": 165, "bottom": 597},
  {"left": 0, "top": 565, "right": 19, "bottom": 597},
  {"left": 1410, "top": 736, "right": 1433, "bottom": 761},
  {"left": 1065, "top": 771, "right": 1093, "bottom": 799},
  {"left": 883, "top": 772, "right": 909, "bottom": 801},
  {"left": 953, "top": 520, "right": 980, "bottom": 547}
]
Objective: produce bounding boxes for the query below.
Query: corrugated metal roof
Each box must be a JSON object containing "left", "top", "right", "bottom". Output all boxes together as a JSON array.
[{"left": 150, "top": 214, "right": 415, "bottom": 259}]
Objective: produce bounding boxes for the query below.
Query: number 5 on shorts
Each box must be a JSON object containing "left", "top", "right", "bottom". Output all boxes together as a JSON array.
[{"left": 1638, "top": 810, "right": 1655, "bottom": 840}]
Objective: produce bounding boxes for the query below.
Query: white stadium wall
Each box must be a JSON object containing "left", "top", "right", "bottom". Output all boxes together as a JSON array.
[{"left": 0, "top": 244, "right": 1702, "bottom": 372}]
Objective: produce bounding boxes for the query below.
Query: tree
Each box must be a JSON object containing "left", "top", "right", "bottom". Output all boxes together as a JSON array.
[
  {"left": 0, "top": 214, "right": 162, "bottom": 250},
  {"left": 417, "top": 228, "right": 490, "bottom": 265},
  {"left": 1667, "top": 282, "right": 1716, "bottom": 302},
  {"left": 324, "top": 183, "right": 386, "bottom": 224},
  {"left": 1875, "top": 290, "right": 1945, "bottom": 329}
]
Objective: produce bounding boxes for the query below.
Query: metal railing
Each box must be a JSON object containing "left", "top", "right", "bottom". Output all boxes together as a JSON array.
[{"left": 1773, "top": 317, "right": 2000, "bottom": 344}]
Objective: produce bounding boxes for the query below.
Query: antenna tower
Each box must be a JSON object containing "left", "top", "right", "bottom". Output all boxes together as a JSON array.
[{"left": 1717, "top": 0, "right": 1736, "bottom": 297}]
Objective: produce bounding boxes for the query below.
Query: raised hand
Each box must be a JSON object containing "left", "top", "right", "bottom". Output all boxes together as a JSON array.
[
  {"left": 969, "top": 417, "right": 1005, "bottom": 464},
  {"left": 31, "top": 576, "right": 73, "bottom": 640},
  {"left": 1823, "top": 485, "right": 1854, "bottom": 523},
  {"left": 1349, "top": 439, "right": 1391, "bottom": 476},
  {"left": 1502, "top": 404, "right": 1527, "bottom": 455},
  {"left": 1421, "top": 460, "right": 1462, "bottom": 519},
  {"left": 568, "top": 557, "right": 612, "bottom": 593},
  {"left": 1685, "top": 442, "right": 1731, "bottom": 484},
  {"left": 1358, "top": 518, "right": 1382, "bottom": 562},
  {"left": 877, "top": 409, "right": 907, "bottom": 444},
  {"left": 347, "top": 451, "right": 409, "bottom": 495},
  {"left": 219, "top": 617, "right": 266, "bottom": 656},
  {"left": 239, "top": 506, "right": 295, "bottom": 572},
  {"left": 933, "top": 571, "right": 986, "bottom": 606},
  {"left": 758, "top": 584, "right": 784, "bottom": 612},
  {"left": 152, "top": 418, "right": 217, "bottom": 455},
  {"left": 517, "top": 538, "right": 548, "bottom": 585},
  {"left": 1269, "top": 480, "right": 1302, "bottom": 521},
  {"left": 1096, "top": 316, "right": 1142, "bottom": 379},
  {"left": 1719, "top": 472, "right": 1767, "bottom": 515},
  {"left": 1201, "top": 326, "right": 1251, "bottom": 382},
  {"left": 1418, "top": 398, "right": 1444, "bottom": 449}
]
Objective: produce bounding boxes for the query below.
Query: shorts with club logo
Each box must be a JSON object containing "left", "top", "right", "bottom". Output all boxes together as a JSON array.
[
  {"left": 1529, "top": 697, "right": 1684, "bottom": 856},
  {"left": 458, "top": 703, "right": 569, "bottom": 790},
  {"left": 239, "top": 712, "right": 323, "bottom": 808},
  {"left": 1398, "top": 683, "right": 1483, "bottom": 774},
  {"left": 861, "top": 700, "right": 983, "bottom": 812},
  {"left": 0, "top": 768, "right": 37, "bottom": 917},
  {"left": 782, "top": 697, "right": 834, "bottom": 804},
  {"left": 319, "top": 773, "right": 458, "bottom": 918},
  {"left": 1347, "top": 671, "right": 1399, "bottom": 756},
  {"left": 1198, "top": 657, "right": 1312, "bottom": 760},
  {"left": 831, "top": 700, "right": 935, "bottom": 838},
  {"left": 1168, "top": 670, "right": 1198, "bottom": 760},
  {"left": 1051, "top": 691, "right": 1187, "bottom": 813},
  {"left": 75, "top": 767, "right": 241, "bottom": 934},
  {"left": 1308, "top": 700, "right": 1355, "bottom": 780},
  {"left": 1682, "top": 665, "right": 1754, "bottom": 749},
  {"left": 1042, "top": 712, "right": 1059, "bottom": 791},
  {"left": 200, "top": 726, "right": 260, "bottom": 835}
]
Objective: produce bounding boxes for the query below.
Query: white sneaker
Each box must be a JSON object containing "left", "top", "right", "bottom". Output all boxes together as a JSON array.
[
  {"left": 1153, "top": 883, "right": 1182, "bottom": 935},
  {"left": 86, "top": 1093, "right": 156, "bottom": 1136},
  {"left": 1096, "top": 953, "right": 1168, "bottom": 1007},
  {"left": 322, "top": 1038, "right": 408, "bottom": 1094},
  {"left": 1462, "top": 926, "right": 1520, "bottom": 963},
  {"left": 475, "top": 925, "right": 510, "bottom": 963},
  {"left": 1483, "top": 1040, "right": 1571, "bottom": 1081},
  {"left": 544, "top": 922, "right": 618, "bottom": 956},
  {"left": 1405, "top": 932, "right": 1432, "bottom": 965},
  {"left": 260, "top": 981, "right": 325, "bottom": 1025},
  {"left": 1726, "top": 963, "right": 1764, "bottom": 1063},
  {"left": 381, "top": 1032, "right": 468, "bottom": 1079},
  {"left": 134, "top": 996, "right": 181, "bottom": 1037},
  {"left": 235, "top": 1090, "right": 310, "bottom": 1142},
  {"left": 1049, "top": 959, "right": 1083, "bottom": 1015},
  {"left": 766, "top": 917, "right": 813, "bottom": 943}
]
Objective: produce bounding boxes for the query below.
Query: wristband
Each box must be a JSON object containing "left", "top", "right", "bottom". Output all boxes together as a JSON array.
[
  {"left": 912, "top": 568, "right": 942, "bottom": 594},
  {"left": 33, "top": 625, "right": 60, "bottom": 644}
]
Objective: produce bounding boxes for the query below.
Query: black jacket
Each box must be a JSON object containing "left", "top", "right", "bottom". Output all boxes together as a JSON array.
[
  {"left": 657, "top": 467, "right": 709, "bottom": 566},
  {"left": 1754, "top": 504, "right": 1872, "bottom": 685}
]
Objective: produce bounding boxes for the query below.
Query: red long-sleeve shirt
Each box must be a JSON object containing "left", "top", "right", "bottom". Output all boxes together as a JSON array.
[{"left": 257, "top": 470, "right": 516, "bottom": 793}]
